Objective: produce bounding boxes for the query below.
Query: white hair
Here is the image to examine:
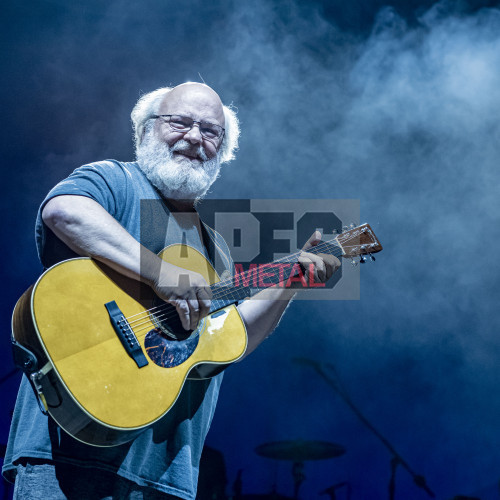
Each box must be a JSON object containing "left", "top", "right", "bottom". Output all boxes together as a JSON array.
[{"left": 131, "top": 86, "right": 240, "bottom": 164}]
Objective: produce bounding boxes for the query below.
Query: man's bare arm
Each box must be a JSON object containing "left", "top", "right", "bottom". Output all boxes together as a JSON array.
[{"left": 42, "top": 195, "right": 210, "bottom": 330}]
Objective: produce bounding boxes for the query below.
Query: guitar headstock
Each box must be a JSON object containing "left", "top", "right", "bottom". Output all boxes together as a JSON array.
[{"left": 336, "top": 223, "right": 383, "bottom": 262}]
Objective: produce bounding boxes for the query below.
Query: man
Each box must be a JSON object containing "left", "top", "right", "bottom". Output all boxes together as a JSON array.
[{"left": 3, "top": 82, "right": 339, "bottom": 499}]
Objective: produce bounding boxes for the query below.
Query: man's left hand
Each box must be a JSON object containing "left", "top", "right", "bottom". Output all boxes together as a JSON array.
[{"left": 298, "top": 230, "right": 341, "bottom": 285}]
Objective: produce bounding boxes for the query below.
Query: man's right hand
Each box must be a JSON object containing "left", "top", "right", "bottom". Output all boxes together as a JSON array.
[{"left": 152, "top": 262, "right": 212, "bottom": 331}]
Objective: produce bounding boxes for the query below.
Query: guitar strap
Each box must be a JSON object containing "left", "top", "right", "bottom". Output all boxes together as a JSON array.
[{"left": 200, "top": 222, "right": 233, "bottom": 280}]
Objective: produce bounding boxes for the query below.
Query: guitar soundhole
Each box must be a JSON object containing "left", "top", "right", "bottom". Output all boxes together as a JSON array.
[
  {"left": 149, "top": 299, "right": 194, "bottom": 340},
  {"left": 144, "top": 328, "right": 200, "bottom": 368},
  {"left": 144, "top": 299, "right": 204, "bottom": 368}
]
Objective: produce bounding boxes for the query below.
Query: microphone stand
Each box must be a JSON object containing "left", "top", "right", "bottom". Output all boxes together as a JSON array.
[{"left": 294, "top": 358, "right": 435, "bottom": 499}]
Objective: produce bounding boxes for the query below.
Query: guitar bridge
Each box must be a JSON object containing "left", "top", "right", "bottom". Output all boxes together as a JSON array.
[{"left": 105, "top": 301, "right": 149, "bottom": 368}]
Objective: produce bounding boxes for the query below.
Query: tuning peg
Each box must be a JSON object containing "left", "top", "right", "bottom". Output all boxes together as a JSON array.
[
  {"left": 359, "top": 255, "right": 367, "bottom": 264},
  {"left": 332, "top": 229, "right": 337, "bottom": 235},
  {"left": 349, "top": 222, "right": 355, "bottom": 229},
  {"left": 351, "top": 258, "right": 358, "bottom": 267},
  {"left": 369, "top": 253, "right": 376, "bottom": 262},
  {"left": 343, "top": 225, "right": 349, "bottom": 232}
]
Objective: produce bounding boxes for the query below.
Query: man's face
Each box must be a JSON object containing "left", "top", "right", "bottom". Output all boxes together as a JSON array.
[
  {"left": 153, "top": 83, "right": 225, "bottom": 164},
  {"left": 136, "top": 84, "right": 225, "bottom": 201}
]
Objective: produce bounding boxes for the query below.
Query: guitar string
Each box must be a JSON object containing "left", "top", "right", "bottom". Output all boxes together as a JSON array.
[
  {"left": 123, "top": 239, "right": 340, "bottom": 328},
  {"left": 124, "top": 238, "right": 374, "bottom": 333},
  {"left": 129, "top": 240, "right": 377, "bottom": 338},
  {"left": 124, "top": 238, "right": 344, "bottom": 327},
  {"left": 126, "top": 267, "right": 339, "bottom": 336},
  {"left": 126, "top": 239, "right": 377, "bottom": 335},
  {"left": 124, "top": 240, "right": 353, "bottom": 335}
]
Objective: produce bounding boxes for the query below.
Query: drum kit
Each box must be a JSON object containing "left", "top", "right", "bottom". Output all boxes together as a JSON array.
[{"left": 237, "top": 439, "right": 348, "bottom": 500}]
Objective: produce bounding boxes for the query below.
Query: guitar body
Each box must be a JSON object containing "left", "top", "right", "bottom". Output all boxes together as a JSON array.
[{"left": 12, "top": 245, "right": 247, "bottom": 447}]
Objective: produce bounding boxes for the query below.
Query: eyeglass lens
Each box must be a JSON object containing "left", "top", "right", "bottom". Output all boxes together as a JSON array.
[{"left": 168, "top": 115, "right": 223, "bottom": 140}]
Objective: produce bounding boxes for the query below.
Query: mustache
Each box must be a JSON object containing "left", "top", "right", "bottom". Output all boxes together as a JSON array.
[{"left": 170, "top": 140, "right": 209, "bottom": 162}]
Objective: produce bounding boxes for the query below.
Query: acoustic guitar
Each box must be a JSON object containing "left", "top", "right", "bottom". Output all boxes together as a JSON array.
[{"left": 12, "top": 223, "right": 382, "bottom": 446}]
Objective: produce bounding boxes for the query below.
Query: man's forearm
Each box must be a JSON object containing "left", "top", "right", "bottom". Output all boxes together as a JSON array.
[
  {"left": 42, "top": 195, "right": 163, "bottom": 287},
  {"left": 43, "top": 194, "right": 215, "bottom": 330},
  {"left": 237, "top": 286, "right": 297, "bottom": 358}
]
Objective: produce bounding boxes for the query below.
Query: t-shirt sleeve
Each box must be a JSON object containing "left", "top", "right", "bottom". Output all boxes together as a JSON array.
[{"left": 35, "top": 160, "right": 130, "bottom": 269}]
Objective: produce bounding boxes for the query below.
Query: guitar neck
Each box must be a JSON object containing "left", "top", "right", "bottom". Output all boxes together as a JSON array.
[{"left": 208, "top": 238, "right": 344, "bottom": 312}]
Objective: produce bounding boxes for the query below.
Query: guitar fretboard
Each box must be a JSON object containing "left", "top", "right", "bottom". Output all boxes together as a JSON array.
[{"left": 207, "top": 239, "right": 343, "bottom": 311}]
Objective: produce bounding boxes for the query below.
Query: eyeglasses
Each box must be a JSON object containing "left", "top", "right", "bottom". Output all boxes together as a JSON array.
[{"left": 151, "top": 114, "right": 225, "bottom": 142}]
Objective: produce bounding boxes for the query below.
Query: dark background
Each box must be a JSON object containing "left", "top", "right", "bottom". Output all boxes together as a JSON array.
[{"left": 2, "top": 0, "right": 500, "bottom": 498}]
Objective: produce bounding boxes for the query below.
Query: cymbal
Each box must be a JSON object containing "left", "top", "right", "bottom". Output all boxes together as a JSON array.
[{"left": 255, "top": 440, "right": 345, "bottom": 461}]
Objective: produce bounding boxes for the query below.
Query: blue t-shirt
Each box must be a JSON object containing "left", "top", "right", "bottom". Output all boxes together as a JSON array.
[{"left": 2, "top": 160, "right": 234, "bottom": 500}]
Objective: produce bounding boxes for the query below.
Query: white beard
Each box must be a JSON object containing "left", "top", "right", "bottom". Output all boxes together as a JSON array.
[{"left": 136, "top": 130, "right": 221, "bottom": 201}]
